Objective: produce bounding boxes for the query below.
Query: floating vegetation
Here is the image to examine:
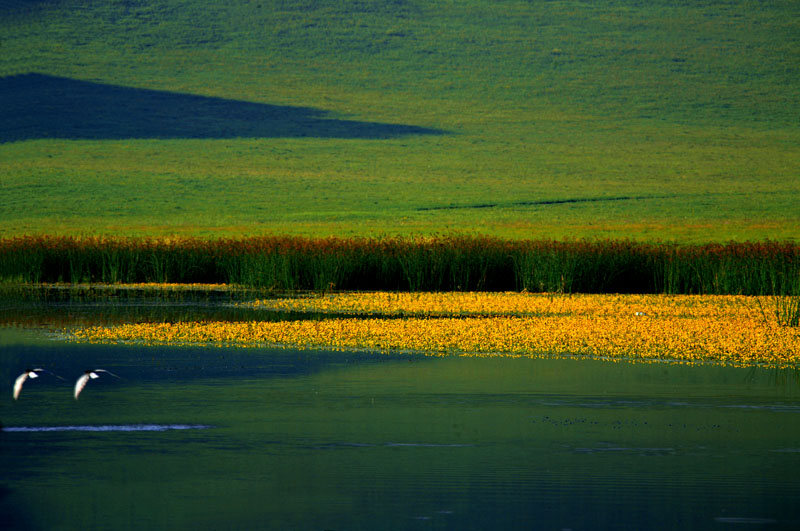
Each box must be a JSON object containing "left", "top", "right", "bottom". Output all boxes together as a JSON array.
[
  {"left": 5, "top": 282, "right": 236, "bottom": 298},
  {"left": 71, "top": 293, "right": 800, "bottom": 368},
  {"left": 40, "top": 282, "right": 232, "bottom": 292},
  {"left": 242, "top": 292, "right": 765, "bottom": 318}
]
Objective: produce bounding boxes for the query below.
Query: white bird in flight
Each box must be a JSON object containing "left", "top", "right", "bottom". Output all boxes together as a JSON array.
[
  {"left": 74, "top": 369, "right": 120, "bottom": 400},
  {"left": 13, "top": 368, "right": 64, "bottom": 400}
]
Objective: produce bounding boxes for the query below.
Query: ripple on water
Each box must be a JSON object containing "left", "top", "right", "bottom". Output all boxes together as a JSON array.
[
  {"left": 2, "top": 424, "right": 213, "bottom": 432},
  {"left": 713, "top": 517, "right": 778, "bottom": 524}
]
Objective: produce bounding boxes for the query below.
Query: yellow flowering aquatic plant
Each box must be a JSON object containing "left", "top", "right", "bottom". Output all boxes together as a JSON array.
[
  {"left": 241, "top": 292, "right": 765, "bottom": 319},
  {"left": 69, "top": 293, "right": 800, "bottom": 368}
]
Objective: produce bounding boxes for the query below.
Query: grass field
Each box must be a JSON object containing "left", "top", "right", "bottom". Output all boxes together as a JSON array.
[{"left": 1, "top": 0, "right": 798, "bottom": 241}]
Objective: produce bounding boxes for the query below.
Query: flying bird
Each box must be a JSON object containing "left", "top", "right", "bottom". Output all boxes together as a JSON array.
[
  {"left": 13, "top": 368, "right": 64, "bottom": 400},
  {"left": 74, "top": 369, "right": 120, "bottom": 400}
]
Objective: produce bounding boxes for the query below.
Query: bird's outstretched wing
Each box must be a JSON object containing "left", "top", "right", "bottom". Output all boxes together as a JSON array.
[
  {"left": 42, "top": 369, "right": 66, "bottom": 381},
  {"left": 13, "top": 369, "right": 42, "bottom": 400},
  {"left": 74, "top": 373, "right": 92, "bottom": 400},
  {"left": 74, "top": 369, "right": 121, "bottom": 400},
  {"left": 13, "top": 372, "right": 31, "bottom": 400}
]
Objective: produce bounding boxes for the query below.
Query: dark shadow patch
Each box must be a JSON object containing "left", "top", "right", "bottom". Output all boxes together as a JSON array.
[
  {"left": 0, "top": 73, "right": 446, "bottom": 143},
  {"left": 417, "top": 195, "right": 677, "bottom": 211}
]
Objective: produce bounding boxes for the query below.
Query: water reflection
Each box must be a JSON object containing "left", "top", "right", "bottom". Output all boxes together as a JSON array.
[
  {"left": 1, "top": 294, "right": 800, "bottom": 530},
  {"left": 0, "top": 285, "right": 312, "bottom": 327},
  {"left": 1, "top": 338, "right": 799, "bottom": 530}
]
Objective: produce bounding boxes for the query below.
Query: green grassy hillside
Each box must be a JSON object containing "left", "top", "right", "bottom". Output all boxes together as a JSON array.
[{"left": 1, "top": 0, "right": 798, "bottom": 241}]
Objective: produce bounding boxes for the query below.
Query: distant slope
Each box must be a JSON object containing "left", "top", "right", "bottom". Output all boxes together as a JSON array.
[{"left": 1, "top": 0, "right": 798, "bottom": 241}]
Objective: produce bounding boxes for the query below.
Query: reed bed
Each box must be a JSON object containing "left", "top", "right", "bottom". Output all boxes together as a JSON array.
[
  {"left": 70, "top": 293, "right": 800, "bottom": 367},
  {"left": 1, "top": 235, "right": 798, "bottom": 295}
]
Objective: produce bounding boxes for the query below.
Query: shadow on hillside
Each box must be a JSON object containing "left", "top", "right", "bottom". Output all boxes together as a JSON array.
[{"left": 0, "top": 73, "right": 446, "bottom": 142}]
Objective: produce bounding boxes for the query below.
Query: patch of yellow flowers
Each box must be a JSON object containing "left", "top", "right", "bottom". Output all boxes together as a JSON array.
[
  {"left": 71, "top": 293, "right": 800, "bottom": 367},
  {"left": 242, "top": 292, "right": 764, "bottom": 318}
]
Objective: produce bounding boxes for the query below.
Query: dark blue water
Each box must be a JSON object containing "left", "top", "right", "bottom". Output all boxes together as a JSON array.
[{"left": 2, "top": 325, "right": 800, "bottom": 530}]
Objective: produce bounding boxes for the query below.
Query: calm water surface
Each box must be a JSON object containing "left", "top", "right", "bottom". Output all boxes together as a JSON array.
[{"left": 1, "top": 296, "right": 800, "bottom": 530}]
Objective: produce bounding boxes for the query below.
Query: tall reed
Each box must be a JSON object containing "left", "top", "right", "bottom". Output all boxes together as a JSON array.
[
  {"left": 0, "top": 235, "right": 797, "bottom": 295},
  {"left": 773, "top": 266, "right": 800, "bottom": 327}
]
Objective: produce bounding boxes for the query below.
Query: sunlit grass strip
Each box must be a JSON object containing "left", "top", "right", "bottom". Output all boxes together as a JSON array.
[
  {"left": 71, "top": 294, "right": 800, "bottom": 367},
  {"left": 35, "top": 282, "right": 232, "bottom": 291}
]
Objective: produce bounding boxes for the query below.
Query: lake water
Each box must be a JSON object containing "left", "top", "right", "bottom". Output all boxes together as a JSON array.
[{"left": 1, "top": 294, "right": 800, "bottom": 530}]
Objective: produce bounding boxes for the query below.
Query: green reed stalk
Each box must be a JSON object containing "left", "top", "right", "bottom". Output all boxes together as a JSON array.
[
  {"left": 775, "top": 296, "right": 800, "bottom": 327},
  {"left": 773, "top": 269, "right": 800, "bottom": 327},
  {"left": 1, "top": 236, "right": 797, "bottom": 295}
]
